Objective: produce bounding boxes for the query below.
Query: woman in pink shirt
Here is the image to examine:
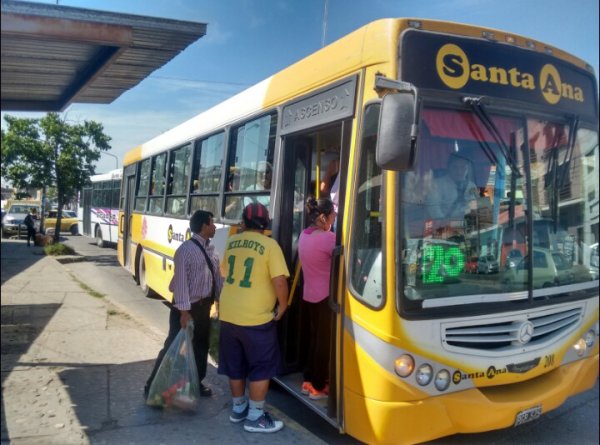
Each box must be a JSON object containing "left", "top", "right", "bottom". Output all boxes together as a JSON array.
[{"left": 297, "top": 197, "right": 336, "bottom": 400}]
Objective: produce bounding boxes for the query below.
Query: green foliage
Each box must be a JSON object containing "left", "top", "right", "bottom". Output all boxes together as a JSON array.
[
  {"left": 15, "top": 192, "right": 32, "bottom": 200},
  {"left": 1, "top": 112, "right": 111, "bottom": 242},
  {"left": 43, "top": 243, "right": 76, "bottom": 256}
]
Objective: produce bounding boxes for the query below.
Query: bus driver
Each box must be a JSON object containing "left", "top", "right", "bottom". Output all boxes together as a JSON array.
[{"left": 427, "top": 154, "right": 478, "bottom": 221}]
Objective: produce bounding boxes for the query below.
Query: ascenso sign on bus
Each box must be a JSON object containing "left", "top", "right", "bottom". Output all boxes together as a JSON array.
[{"left": 401, "top": 31, "right": 597, "bottom": 120}]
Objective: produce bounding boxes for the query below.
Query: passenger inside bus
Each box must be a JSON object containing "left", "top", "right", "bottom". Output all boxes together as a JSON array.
[
  {"left": 320, "top": 156, "right": 340, "bottom": 212},
  {"left": 243, "top": 161, "right": 272, "bottom": 207}
]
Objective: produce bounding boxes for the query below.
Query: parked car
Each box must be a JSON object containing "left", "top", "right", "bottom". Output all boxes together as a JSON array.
[
  {"left": 477, "top": 254, "right": 499, "bottom": 274},
  {"left": 464, "top": 256, "right": 478, "bottom": 274},
  {"left": 45, "top": 209, "right": 79, "bottom": 235},
  {"left": 505, "top": 248, "right": 524, "bottom": 270},
  {"left": 2, "top": 201, "right": 41, "bottom": 237},
  {"left": 504, "top": 248, "right": 575, "bottom": 289}
]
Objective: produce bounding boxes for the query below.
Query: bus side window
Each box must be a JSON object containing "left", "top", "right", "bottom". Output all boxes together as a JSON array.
[
  {"left": 190, "top": 133, "right": 224, "bottom": 217},
  {"left": 148, "top": 153, "right": 167, "bottom": 215},
  {"left": 224, "top": 114, "right": 276, "bottom": 221},
  {"left": 135, "top": 158, "right": 151, "bottom": 212},
  {"left": 166, "top": 143, "right": 191, "bottom": 217}
]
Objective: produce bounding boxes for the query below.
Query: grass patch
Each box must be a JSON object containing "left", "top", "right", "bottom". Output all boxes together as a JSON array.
[
  {"left": 44, "top": 243, "right": 75, "bottom": 256},
  {"left": 107, "top": 308, "right": 131, "bottom": 319},
  {"left": 68, "top": 272, "right": 106, "bottom": 299},
  {"left": 78, "top": 282, "right": 105, "bottom": 299}
]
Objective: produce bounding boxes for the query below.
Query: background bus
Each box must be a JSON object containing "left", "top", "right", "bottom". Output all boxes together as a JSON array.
[
  {"left": 118, "top": 19, "right": 598, "bottom": 444},
  {"left": 78, "top": 168, "right": 122, "bottom": 247}
]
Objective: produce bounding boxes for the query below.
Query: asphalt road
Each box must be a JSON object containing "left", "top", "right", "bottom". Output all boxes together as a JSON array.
[{"left": 61, "top": 234, "right": 599, "bottom": 445}]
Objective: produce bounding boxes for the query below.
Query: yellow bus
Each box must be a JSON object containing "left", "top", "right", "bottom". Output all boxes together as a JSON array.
[{"left": 118, "top": 18, "right": 599, "bottom": 444}]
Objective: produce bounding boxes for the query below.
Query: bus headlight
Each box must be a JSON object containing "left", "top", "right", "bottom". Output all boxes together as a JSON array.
[
  {"left": 573, "top": 338, "right": 587, "bottom": 357},
  {"left": 584, "top": 330, "right": 595, "bottom": 348},
  {"left": 394, "top": 354, "right": 415, "bottom": 377},
  {"left": 434, "top": 369, "right": 451, "bottom": 391},
  {"left": 415, "top": 364, "right": 433, "bottom": 386}
]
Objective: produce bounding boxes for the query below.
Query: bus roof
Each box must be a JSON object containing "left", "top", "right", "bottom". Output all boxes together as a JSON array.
[
  {"left": 91, "top": 168, "right": 122, "bottom": 182},
  {"left": 123, "top": 18, "right": 594, "bottom": 166}
]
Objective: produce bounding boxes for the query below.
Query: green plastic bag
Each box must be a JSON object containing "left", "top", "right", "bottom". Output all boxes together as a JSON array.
[{"left": 146, "top": 321, "right": 200, "bottom": 411}]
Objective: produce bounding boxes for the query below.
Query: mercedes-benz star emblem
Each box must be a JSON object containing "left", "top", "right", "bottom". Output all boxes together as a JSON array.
[{"left": 517, "top": 321, "right": 535, "bottom": 345}]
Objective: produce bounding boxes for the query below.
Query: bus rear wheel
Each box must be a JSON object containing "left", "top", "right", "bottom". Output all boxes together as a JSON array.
[
  {"left": 95, "top": 226, "right": 104, "bottom": 248},
  {"left": 70, "top": 225, "right": 78, "bottom": 235}
]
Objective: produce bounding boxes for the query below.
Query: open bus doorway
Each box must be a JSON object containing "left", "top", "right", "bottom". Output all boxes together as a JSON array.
[{"left": 274, "top": 120, "right": 350, "bottom": 426}]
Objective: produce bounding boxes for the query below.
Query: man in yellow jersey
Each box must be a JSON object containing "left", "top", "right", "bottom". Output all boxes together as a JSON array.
[{"left": 218, "top": 203, "right": 289, "bottom": 433}]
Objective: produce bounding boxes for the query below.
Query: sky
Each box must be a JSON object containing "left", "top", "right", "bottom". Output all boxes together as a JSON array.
[{"left": 2, "top": 0, "right": 599, "bottom": 175}]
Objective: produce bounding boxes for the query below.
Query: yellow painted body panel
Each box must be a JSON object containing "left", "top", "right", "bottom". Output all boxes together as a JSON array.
[
  {"left": 126, "top": 212, "right": 177, "bottom": 302},
  {"left": 123, "top": 145, "right": 142, "bottom": 167},
  {"left": 263, "top": 19, "right": 400, "bottom": 107},
  {"left": 415, "top": 19, "right": 590, "bottom": 70},
  {"left": 143, "top": 247, "right": 174, "bottom": 301}
]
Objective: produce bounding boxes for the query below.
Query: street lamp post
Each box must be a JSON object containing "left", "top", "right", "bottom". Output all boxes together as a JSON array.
[{"left": 102, "top": 152, "right": 119, "bottom": 171}]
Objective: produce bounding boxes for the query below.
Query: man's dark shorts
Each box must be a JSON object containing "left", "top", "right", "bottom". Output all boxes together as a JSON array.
[{"left": 218, "top": 320, "right": 281, "bottom": 381}]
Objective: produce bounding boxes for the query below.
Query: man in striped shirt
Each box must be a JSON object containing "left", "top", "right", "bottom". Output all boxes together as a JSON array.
[{"left": 144, "top": 210, "right": 223, "bottom": 399}]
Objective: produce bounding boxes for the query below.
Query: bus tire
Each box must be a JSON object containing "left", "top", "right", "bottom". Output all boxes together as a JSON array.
[
  {"left": 95, "top": 226, "right": 105, "bottom": 248},
  {"left": 70, "top": 225, "right": 78, "bottom": 235},
  {"left": 137, "top": 250, "right": 157, "bottom": 298}
]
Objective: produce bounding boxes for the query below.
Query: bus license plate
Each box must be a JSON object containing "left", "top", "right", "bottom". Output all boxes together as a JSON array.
[{"left": 514, "top": 405, "right": 542, "bottom": 426}]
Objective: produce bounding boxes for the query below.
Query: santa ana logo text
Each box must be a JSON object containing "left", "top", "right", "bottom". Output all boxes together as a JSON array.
[{"left": 435, "top": 43, "right": 584, "bottom": 105}]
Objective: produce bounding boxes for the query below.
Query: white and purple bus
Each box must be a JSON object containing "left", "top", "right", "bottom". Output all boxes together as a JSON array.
[{"left": 78, "top": 168, "right": 122, "bottom": 247}]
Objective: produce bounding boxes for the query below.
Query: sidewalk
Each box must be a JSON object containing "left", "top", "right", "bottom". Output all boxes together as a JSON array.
[{"left": 1, "top": 239, "right": 325, "bottom": 445}]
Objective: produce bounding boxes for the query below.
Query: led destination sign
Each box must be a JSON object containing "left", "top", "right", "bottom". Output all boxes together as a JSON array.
[{"left": 401, "top": 30, "right": 598, "bottom": 121}]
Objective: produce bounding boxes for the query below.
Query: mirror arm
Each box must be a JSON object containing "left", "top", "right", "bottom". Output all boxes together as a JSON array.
[
  {"left": 374, "top": 74, "right": 415, "bottom": 94},
  {"left": 374, "top": 74, "right": 420, "bottom": 142}
]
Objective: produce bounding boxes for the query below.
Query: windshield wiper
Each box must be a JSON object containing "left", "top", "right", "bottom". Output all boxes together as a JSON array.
[
  {"left": 462, "top": 96, "right": 521, "bottom": 178},
  {"left": 558, "top": 116, "right": 579, "bottom": 189},
  {"left": 550, "top": 116, "right": 579, "bottom": 231}
]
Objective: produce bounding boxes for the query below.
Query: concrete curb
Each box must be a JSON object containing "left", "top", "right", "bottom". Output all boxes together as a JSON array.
[{"left": 52, "top": 255, "right": 88, "bottom": 264}]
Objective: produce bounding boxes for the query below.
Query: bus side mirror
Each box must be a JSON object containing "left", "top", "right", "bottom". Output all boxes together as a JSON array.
[{"left": 376, "top": 92, "right": 419, "bottom": 171}]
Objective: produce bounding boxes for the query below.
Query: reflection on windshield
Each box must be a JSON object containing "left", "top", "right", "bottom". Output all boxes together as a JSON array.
[{"left": 402, "top": 107, "right": 599, "bottom": 304}]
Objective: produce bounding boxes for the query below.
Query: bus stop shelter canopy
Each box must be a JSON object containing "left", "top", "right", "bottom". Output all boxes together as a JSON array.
[{"left": 1, "top": 0, "right": 207, "bottom": 111}]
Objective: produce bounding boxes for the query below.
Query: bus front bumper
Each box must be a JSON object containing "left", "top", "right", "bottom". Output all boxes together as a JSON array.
[{"left": 343, "top": 355, "right": 598, "bottom": 445}]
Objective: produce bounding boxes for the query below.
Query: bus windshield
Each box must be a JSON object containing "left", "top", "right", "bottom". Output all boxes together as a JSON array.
[{"left": 401, "top": 105, "right": 599, "bottom": 305}]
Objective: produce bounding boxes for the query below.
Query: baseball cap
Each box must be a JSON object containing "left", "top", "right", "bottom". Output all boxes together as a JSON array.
[{"left": 242, "top": 202, "right": 270, "bottom": 230}]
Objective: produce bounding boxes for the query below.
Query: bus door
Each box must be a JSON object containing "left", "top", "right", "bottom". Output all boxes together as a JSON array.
[
  {"left": 120, "top": 168, "right": 136, "bottom": 270},
  {"left": 81, "top": 188, "right": 92, "bottom": 236},
  {"left": 274, "top": 120, "right": 350, "bottom": 425}
]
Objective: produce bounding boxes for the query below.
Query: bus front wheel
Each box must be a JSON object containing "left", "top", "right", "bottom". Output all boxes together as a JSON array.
[
  {"left": 95, "top": 226, "right": 104, "bottom": 248},
  {"left": 137, "top": 251, "right": 157, "bottom": 298}
]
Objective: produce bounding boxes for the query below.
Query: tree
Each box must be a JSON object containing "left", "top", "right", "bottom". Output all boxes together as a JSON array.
[{"left": 1, "top": 112, "right": 111, "bottom": 242}]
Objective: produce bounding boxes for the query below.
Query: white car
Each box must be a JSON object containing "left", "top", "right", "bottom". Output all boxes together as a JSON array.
[
  {"left": 477, "top": 255, "right": 499, "bottom": 274},
  {"left": 505, "top": 248, "right": 575, "bottom": 289},
  {"left": 2, "top": 203, "right": 41, "bottom": 237}
]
